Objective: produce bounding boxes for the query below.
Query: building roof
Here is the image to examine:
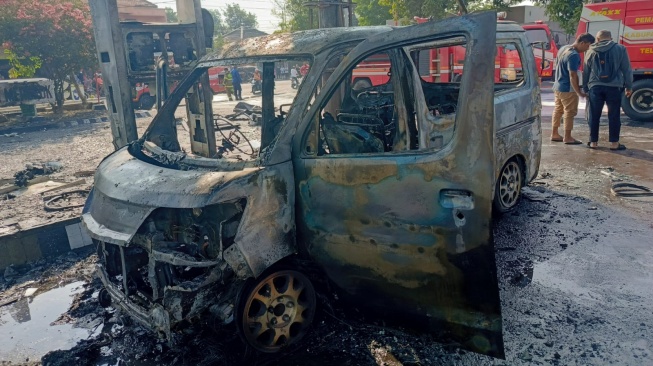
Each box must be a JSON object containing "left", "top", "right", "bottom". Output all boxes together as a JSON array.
[
  {"left": 222, "top": 28, "right": 269, "bottom": 42},
  {"left": 116, "top": 0, "right": 166, "bottom": 23},
  {"left": 117, "top": 0, "right": 158, "bottom": 8}
]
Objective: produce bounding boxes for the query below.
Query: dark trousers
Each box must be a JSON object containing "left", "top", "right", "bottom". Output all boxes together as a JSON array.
[
  {"left": 588, "top": 85, "right": 622, "bottom": 143},
  {"left": 233, "top": 83, "right": 242, "bottom": 100}
]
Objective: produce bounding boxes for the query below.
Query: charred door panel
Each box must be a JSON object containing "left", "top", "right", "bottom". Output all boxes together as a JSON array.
[{"left": 294, "top": 12, "right": 503, "bottom": 357}]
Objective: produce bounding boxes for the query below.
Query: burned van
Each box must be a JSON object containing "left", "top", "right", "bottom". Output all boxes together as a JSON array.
[{"left": 82, "top": 12, "right": 541, "bottom": 357}]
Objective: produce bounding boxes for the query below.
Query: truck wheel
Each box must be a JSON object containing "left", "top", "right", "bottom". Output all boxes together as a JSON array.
[
  {"left": 236, "top": 270, "right": 316, "bottom": 353},
  {"left": 493, "top": 158, "right": 523, "bottom": 214},
  {"left": 622, "top": 79, "right": 653, "bottom": 122},
  {"left": 139, "top": 94, "right": 155, "bottom": 110}
]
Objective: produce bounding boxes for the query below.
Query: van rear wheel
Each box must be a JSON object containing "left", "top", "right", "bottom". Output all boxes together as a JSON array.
[
  {"left": 236, "top": 270, "right": 316, "bottom": 353},
  {"left": 494, "top": 159, "right": 523, "bottom": 214}
]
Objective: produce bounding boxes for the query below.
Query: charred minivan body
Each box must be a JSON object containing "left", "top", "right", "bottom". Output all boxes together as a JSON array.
[{"left": 82, "top": 13, "right": 540, "bottom": 357}]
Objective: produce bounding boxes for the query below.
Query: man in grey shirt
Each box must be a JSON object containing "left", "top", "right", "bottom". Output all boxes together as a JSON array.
[{"left": 583, "top": 30, "right": 633, "bottom": 150}]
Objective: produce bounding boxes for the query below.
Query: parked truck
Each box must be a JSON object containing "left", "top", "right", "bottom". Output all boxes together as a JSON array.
[
  {"left": 521, "top": 20, "right": 559, "bottom": 80},
  {"left": 577, "top": 0, "right": 653, "bottom": 121}
]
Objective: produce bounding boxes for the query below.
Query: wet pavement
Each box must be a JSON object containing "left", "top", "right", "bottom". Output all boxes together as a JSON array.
[
  {"left": 0, "top": 281, "right": 96, "bottom": 363},
  {"left": 0, "top": 84, "right": 652, "bottom": 365}
]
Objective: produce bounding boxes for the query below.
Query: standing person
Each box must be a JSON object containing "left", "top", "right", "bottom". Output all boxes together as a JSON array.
[
  {"left": 290, "top": 66, "right": 299, "bottom": 87},
  {"left": 231, "top": 66, "right": 243, "bottom": 100},
  {"left": 300, "top": 62, "right": 309, "bottom": 77},
  {"left": 583, "top": 30, "right": 633, "bottom": 150},
  {"left": 550, "top": 33, "right": 595, "bottom": 145},
  {"left": 223, "top": 67, "right": 234, "bottom": 101}
]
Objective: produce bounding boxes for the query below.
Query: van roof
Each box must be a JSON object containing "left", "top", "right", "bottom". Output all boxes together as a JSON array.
[{"left": 203, "top": 21, "right": 524, "bottom": 64}]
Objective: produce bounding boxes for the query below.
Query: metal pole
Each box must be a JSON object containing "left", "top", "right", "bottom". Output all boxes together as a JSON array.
[{"left": 89, "top": 0, "right": 138, "bottom": 150}]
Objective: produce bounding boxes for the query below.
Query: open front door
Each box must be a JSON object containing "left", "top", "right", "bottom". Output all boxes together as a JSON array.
[{"left": 294, "top": 12, "right": 502, "bottom": 357}]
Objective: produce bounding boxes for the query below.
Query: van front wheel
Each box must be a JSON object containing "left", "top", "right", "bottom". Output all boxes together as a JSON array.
[
  {"left": 493, "top": 159, "right": 523, "bottom": 214},
  {"left": 236, "top": 270, "right": 316, "bottom": 353}
]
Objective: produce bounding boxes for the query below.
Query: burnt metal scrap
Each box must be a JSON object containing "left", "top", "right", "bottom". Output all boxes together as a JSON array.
[{"left": 82, "top": 11, "right": 541, "bottom": 358}]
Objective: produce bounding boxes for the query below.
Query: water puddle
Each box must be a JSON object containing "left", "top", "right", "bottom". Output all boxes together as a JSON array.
[{"left": 0, "top": 281, "right": 97, "bottom": 363}]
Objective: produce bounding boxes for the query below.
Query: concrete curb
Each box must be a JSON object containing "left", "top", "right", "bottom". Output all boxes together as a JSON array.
[
  {"left": 0, "top": 111, "right": 152, "bottom": 136},
  {"left": 0, "top": 218, "right": 93, "bottom": 271}
]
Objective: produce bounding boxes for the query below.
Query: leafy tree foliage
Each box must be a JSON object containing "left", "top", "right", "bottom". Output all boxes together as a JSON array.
[
  {"left": 356, "top": 0, "right": 392, "bottom": 26},
  {"left": 206, "top": 9, "right": 227, "bottom": 35},
  {"left": 273, "top": 0, "right": 313, "bottom": 31},
  {"left": 0, "top": 0, "right": 97, "bottom": 111},
  {"left": 4, "top": 48, "right": 42, "bottom": 78},
  {"left": 223, "top": 4, "right": 258, "bottom": 31},
  {"left": 275, "top": 0, "right": 522, "bottom": 31},
  {"left": 533, "top": 0, "right": 587, "bottom": 35},
  {"left": 164, "top": 7, "right": 178, "bottom": 23}
]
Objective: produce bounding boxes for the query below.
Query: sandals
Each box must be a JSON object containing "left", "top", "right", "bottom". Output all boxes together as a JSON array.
[
  {"left": 564, "top": 140, "right": 583, "bottom": 145},
  {"left": 585, "top": 142, "right": 627, "bottom": 150}
]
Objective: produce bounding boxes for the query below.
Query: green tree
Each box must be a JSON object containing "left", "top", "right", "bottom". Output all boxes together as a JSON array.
[
  {"left": 4, "top": 49, "right": 42, "bottom": 78},
  {"left": 356, "top": 0, "right": 392, "bottom": 25},
  {"left": 206, "top": 9, "right": 227, "bottom": 35},
  {"left": 223, "top": 4, "right": 258, "bottom": 31},
  {"left": 0, "top": 0, "right": 97, "bottom": 111},
  {"left": 206, "top": 9, "right": 227, "bottom": 49},
  {"left": 533, "top": 0, "right": 587, "bottom": 35},
  {"left": 164, "top": 7, "right": 178, "bottom": 23},
  {"left": 275, "top": 0, "right": 522, "bottom": 31},
  {"left": 273, "top": 0, "right": 313, "bottom": 31}
]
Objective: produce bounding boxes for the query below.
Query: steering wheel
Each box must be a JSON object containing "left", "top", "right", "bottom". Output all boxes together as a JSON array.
[{"left": 214, "top": 117, "right": 256, "bottom": 158}]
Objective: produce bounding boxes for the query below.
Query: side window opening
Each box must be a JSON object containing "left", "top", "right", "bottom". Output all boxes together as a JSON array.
[
  {"left": 407, "top": 38, "right": 527, "bottom": 151},
  {"left": 408, "top": 37, "right": 467, "bottom": 151},
  {"left": 318, "top": 51, "right": 394, "bottom": 155},
  {"left": 314, "top": 49, "right": 419, "bottom": 156},
  {"left": 169, "top": 58, "right": 311, "bottom": 160},
  {"left": 495, "top": 42, "right": 526, "bottom": 90}
]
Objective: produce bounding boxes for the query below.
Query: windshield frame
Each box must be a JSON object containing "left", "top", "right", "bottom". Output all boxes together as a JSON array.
[{"left": 141, "top": 54, "right": 317, "bottom": 169}]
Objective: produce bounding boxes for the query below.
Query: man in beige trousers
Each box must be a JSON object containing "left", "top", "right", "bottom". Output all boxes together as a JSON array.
[{"left": 551, "top": 33, "right": 595, "bottom": 144}]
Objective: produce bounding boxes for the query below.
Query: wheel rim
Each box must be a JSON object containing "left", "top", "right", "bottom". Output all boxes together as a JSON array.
[
  {"left": 498, "top": 161, "right": 522, "bottom": 209},
  {"left": 238, "top": 270, "right": 316, "bottom": 353},
  {"left": 630, "top": 87, "right": 653, "bottom": 115}
]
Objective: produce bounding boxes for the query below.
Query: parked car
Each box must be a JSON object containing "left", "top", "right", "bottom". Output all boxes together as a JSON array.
[{"left": 82, "top": 12, "right": 540, "bottom": 358}]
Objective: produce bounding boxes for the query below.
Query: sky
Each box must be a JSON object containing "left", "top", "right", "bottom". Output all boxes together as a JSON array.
[{"left": 149, "top": 0, "right": 281, "bottom": 34}]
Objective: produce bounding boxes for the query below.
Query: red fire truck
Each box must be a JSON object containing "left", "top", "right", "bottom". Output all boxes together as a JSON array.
[
  {"left": 351, "top": 17, "right": 523, "bottom": 88},
  {"left": 577, "top": 0, "right": 653, "bottom": 121},
  {"left": 208, "top": 67, "right": 227, "bottom": 94},
  {"left": 521, "top": 21, "right": 559, "bottom": 79}
]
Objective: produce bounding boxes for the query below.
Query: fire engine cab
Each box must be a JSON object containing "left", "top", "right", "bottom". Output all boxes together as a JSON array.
[{"left": 577, "top": 0, "right": 653, "bottom": 121}]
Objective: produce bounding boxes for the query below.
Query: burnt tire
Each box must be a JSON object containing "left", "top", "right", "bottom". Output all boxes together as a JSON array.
[
  {"left": 98, "top": 288, "right": 111, "bottom": 308},
  {"left": 138, "top": 94, "right": 155, "bottom": 110},
  {"left": 622, "top": 79, "right": 653, "bottom": 122},
  {"left": 236, "top": 270, "right": 316, "bottom": 353},
  {"left": 493, "top": 159, "right": 523, "bottom": 214}
]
